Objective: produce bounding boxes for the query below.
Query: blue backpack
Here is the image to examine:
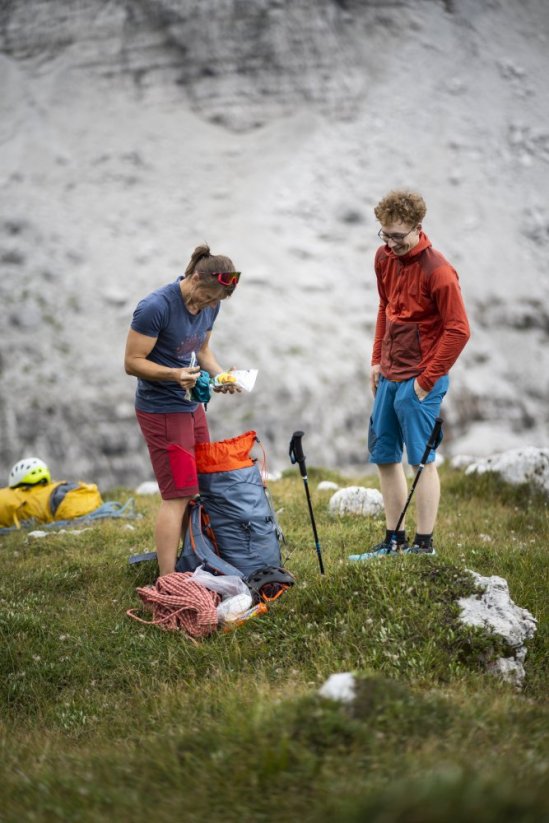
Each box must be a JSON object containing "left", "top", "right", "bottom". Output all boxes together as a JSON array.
[{"left": 176, "top": 431, "right": 284, "bottom": 579}]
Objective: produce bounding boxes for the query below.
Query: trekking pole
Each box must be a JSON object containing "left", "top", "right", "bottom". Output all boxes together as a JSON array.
[
  {"left": 390, "top": 416, "right": 444, "bottom": 552},
  {"left": 289, "top": 431, "right": 325, "bottom": 575}
]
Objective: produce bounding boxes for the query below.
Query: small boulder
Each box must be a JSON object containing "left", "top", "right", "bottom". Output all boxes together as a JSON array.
[
  {"left": 465, "top": 447, "right": 549, "bottom": 495},
  {"left": 329, "top": 486, "right": 384, "bottom": 517},
  {"left": 450, "top": 454, "right": 476, "bottom": 470},
  {"left": 317, "top": 480, "right": 339, "bottom": 491},
  {"left": 458, "top": 570, "right": 537, "bottom": 688},
  {"left": 135, "top": 481, "right": 160, "bottom": 495},
  {"left": 318, "top": 672, "right": 356, "bottom": 703}
]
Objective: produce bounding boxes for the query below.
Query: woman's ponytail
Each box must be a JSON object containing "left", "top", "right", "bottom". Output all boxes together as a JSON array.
[
  {"left": 184, "top": 244, "right": 211, "bottom": 277},
  {"left": 183, "top": 243, "right": 236, "bottom": 285}
]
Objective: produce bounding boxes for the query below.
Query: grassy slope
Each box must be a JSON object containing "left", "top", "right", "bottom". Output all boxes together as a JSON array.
[{"left": 0, "top": 467, "right": 547, "bottom": 822}]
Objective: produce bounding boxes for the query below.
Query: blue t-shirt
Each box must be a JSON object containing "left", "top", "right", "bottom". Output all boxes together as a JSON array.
[{"left": 130, "top": 277, "right": 220, "bottom": 413}]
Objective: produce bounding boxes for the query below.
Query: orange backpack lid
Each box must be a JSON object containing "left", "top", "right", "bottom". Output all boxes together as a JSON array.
[{"left": 195, "top": 430, "right": 257, "bottom": 474}]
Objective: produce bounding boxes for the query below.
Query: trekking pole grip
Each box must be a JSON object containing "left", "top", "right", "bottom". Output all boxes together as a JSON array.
[
  {"left": 428, "top": 417, "right": 443, "bottom": 451},
  {"left": 289, "top": 431, "right": 307, "bottom": 477}
]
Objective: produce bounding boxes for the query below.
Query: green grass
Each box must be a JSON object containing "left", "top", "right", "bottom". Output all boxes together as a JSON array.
[{"left": 0, "top": 467, "right": 547, "bottom": 822}]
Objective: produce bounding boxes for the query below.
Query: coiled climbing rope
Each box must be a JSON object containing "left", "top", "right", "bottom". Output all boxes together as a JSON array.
[{"left": 127, "top": 571, "right": 220, "bottom": 638}]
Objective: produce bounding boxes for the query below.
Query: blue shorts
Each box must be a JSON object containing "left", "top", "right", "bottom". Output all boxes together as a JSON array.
[{"left": 368, "top": 375, "right": 449, "bottom": 466}]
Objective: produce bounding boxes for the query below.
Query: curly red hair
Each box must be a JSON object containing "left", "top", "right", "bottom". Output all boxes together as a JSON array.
[{"left": 374, "top": 191, "right": 427, "bottom": 226}]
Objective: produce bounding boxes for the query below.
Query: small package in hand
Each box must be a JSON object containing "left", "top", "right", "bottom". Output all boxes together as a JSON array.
[{"left": 214, "top": 369, "right": 258, "bottom": 392}]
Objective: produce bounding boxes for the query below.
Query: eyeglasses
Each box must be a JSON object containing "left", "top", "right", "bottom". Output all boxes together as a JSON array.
[
  {"left": 210, "top": 271, "right": 241, "bottom": 287},
  {"left": 377, "top": 228, "right": 417, "bottom": 243}
]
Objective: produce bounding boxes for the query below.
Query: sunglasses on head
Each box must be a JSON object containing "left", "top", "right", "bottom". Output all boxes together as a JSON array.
[{"left": 209, "top": 271, "right": 241, "bottom": 287}]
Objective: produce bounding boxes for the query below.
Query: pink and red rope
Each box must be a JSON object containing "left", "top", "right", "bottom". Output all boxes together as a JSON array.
[{"left": 127, "top": 572, "right": 220, "bottom": 638}]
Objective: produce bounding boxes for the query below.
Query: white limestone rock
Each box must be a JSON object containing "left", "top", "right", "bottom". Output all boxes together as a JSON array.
[
  {"left": 135, "top": 481, "right": 160, "bottom": 495},
  {"left": 319, "top": 672, "right": 356, "bottom": 703},
  {"left": 450, "top": 454, "right": 476, "bottom": 470},
  {"left": 328, "top": 486, "right": 384, "bottom": 517},
  {"left": 465, "top": 447, "right": 549, "bottom": 495},
  {"left": 317, "top": 480, "right": 339, "bottom": 491},
  {"left": 458, "top": 571, "right": 537, "bottom": 688}
]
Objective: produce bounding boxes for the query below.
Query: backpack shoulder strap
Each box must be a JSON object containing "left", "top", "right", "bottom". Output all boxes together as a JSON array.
[{"left": 176, "top": 499, "right": 245, "bottom": 578}]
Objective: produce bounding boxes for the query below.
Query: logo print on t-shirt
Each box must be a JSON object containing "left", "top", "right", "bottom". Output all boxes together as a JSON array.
[{"left": 175, "top": 334, "right": 204, "bottom": 360}]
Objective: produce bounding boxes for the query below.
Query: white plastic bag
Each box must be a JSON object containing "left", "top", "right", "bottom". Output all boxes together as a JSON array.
[
  {"left": 216, "top": 592, "right": 254, "bottom": 623},
  {"left": 231, "top": 369, "right": 258, "bottom": 392},
  {"left": 191, "top": 566, "right": 250, "bottom": 599}
]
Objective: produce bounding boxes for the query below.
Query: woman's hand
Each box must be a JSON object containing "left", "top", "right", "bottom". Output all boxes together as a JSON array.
[
  {"left": 177, "top": 366, "right": 201, "bottom": 389},
  {"left": 213, "top": 368, "right": 241, "bottom": 394}
]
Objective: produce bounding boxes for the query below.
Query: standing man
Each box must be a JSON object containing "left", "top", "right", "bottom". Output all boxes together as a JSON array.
[{"left": 350, "top": 190, "right": 470, "bottom": 560}]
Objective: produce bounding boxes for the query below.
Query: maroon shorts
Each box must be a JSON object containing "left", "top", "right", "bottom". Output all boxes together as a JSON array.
[{"left": 136, "top": 407, "right": 210, "bottom": 500}]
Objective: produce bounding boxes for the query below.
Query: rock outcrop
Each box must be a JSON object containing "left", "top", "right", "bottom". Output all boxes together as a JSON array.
[
  {"left": 458, "top": 571, "right": 538, "bottom": 689},
  {"left": 1, "top": 0, "right": 548, "bottom": 487},
  {"left": 464, "top": 447, "right": 549, "bottom": 496}
]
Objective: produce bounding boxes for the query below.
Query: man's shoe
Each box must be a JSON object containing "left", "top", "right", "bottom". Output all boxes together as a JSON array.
[
  {"left": 349, "top": 539, "right": 409, "bottom": 562},
  {"left": 403, "top": 544, "right": 436, "bottom": 556}
]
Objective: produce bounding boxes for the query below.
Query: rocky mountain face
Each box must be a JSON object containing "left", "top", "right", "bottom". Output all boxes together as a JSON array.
[{"left": 1, "top": 0, "right": 548, "bottom": 488}]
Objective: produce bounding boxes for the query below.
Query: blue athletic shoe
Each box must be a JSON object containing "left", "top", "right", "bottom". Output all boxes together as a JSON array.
[
  {"left": 403, "top": 544, "right": 436, "bottom": 556},
  {"left": 349, "top": 539, "right": 408, "bottom": 562}
]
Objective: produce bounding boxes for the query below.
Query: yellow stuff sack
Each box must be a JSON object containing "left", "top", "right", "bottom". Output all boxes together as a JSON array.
[
  {"left": 0, "top": 481, "right": 103, "bottom": 528},
  {"left": 54, "top": 483, "right": 103, "bottom": 521}
]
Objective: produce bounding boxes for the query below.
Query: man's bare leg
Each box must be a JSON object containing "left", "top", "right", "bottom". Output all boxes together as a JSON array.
[
  {"left": 378, "top": 463, "right": 408, "bottom": 530},
  {"left": 413, "top": 462, "right": 440, "bottom": 535}
]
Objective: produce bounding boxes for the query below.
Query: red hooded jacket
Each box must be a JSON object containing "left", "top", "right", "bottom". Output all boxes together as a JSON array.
[{"left": 372, "top": 232, "right": 470, "bottom": 392}]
